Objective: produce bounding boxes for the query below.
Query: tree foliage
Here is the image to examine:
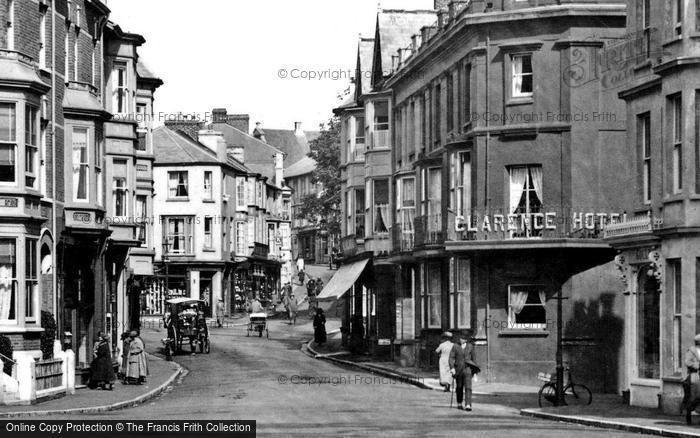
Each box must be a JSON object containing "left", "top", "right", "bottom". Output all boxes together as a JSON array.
[
  {"left": 297, "top": 117, "right": 341, "bottom": 237},
  {"left": 40, "top": 311, "right": 57, "bottom": 360}
]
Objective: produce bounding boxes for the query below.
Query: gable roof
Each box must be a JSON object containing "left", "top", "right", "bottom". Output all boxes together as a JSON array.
[
  {"left": 153, "top": 126, "right": 219, "bottom": 165},
  {"left": 263, "top": 128, "right": 314, "bottom": 167},
  {"left": 284, "top": 156, "right": 316, "bottom": 179},
  {"left": 211, "top": 122, "right": 283, "bottom": 180},
  {"left": 357, "top": 37, "right": 375, "bottom": 97},
  {"left": 372, "top": 10, "right": 436, "bottom": 89}
]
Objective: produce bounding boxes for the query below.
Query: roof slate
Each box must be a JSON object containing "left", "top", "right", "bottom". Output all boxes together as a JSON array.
[
  {"left": 211, "top": 122, "right": 283, "bottom": 180},
  {"left": 284, "top": 156, "right": 316, "bottom": 178},
  {"left": 375, "top": 10, "right": 436, "bottom": 81}
]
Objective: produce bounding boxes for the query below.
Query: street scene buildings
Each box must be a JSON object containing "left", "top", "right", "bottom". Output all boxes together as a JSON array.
[{"left": 0, "top": 0, "right": 699, "bottom": 436}]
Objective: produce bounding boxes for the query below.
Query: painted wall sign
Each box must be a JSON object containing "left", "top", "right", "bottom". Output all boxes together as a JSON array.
[
  {"left": 0, "top": 197, "right": 18, "bottom": 207},
  {"left": 454, "top": 212, "right": 627, "bottom": 233}
]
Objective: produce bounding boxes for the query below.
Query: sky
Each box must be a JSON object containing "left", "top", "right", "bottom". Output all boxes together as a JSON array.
[{"left": 107, "top": 0, "right": 434, "bottom": 133}]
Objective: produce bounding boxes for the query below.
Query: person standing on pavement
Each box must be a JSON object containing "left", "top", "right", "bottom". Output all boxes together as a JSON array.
[
  {"left": 435, "top": 332, "right": 454, "bottom": 392},
  {"left": 449, "top": 333, "right": 480, "bottom": 411},
  {"left": 288, "top": 294, "right": 299, "bottom": 325},
  {"left": 215, "top": 298, "right": 225, "bottom": 328},
  {"left": 306, "top": 278, "right": 316, "bottom": 298},
  {"left": 313, "top": 308, "right": 327, "bottom": 345},
  {"left": 315, "top": 278, "right": 324, "bottom": 296},
  {"left": 125, "top": 330, "right": 148, "bottom": 385},
  {"left": 682, "top": 334, "right": 700, "bottom": 424},
  {"left": 89, "top": 332, "right": 115, "bottom": 390}
]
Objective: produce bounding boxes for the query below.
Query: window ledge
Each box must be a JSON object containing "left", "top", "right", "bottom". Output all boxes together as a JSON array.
[
  {"left": 202, "top": 199, "right": 215, "bottom": 204},
  {"left": 498, "top": 329, "right": 549, "bottom": 337},
  {"left": 663, "top": 375, "right": 685, "bottom": 384},
  {"left": 202, "top": 248, "right": 215, "bottom": 253},
  {"left": 506, "top": 98, "right": 534, "bottom": 107},
  {"left": 166, "top": 198, "right": 190, "bottom": 202},
  {"left": 662, "top": 37, "right": 683, "bottom": 47}
]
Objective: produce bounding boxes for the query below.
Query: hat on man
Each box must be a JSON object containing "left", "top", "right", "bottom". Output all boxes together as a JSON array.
[{"left": 442, "top": 331, "right": 452, "bottom": 338}]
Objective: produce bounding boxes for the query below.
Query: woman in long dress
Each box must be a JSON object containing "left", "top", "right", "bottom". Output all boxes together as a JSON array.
[
  {"left": 683, "top": 334, "right": 700, "bottom": 424},
  {"left": 125, "top": 330, "right": 148, "bottom": 385},
  {"left": 89, "top": 333, "right": 115, "bottom": 390},
  {"left": 435, "top": 332, "right": 454, "bottom": 392}
]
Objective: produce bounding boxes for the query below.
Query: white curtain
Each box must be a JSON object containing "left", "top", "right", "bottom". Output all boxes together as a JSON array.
[
  {"left": 509, "top": 167, "right": 528, "bottom": 214},
  {"left": 376, "top": 204, "right": 389, "bottom": 233},
  {"left": 530, "top": 166, "right": 543, "bottom": 204},
  {"left": 510, "top": 290, "right": 528, "bottom": 315},
  {"left": 72, "top": 146, "right": 82, "bottom": 199},
  {"left": 538, "top": 290, "right": 547, "bottom": 307},
  {"left": 513, "top": 56, "right": 523, "bottom": 95},
  {"left": 0, "top": 264, "right": 12, "bottom": 320}
]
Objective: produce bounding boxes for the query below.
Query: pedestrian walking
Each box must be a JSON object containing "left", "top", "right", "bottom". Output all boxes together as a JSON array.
[
  {"left": 125, "top": 330, "right": 149, "bottom": 385},
  {"left": 89, "top": 332, "right": 115, "bottom": 390},
  {"left": 449, "top": 333, "right": 480, "bottom": 411},
  {"left": 288, "top": 294, "right": 298, "bottom": 325},
  {"left": 315, "top": 278, "right": 324, "bottom": 296},
  {"left": 435, "top": 332, "right": 454, "bottom": 392},
  {"left": 313, "top": 308, "right": 327, "bottom": 345},
  {"left": 215, "top": 298, "right": 225, "bottom": 328},
  {"left": 306, "top": 278, "right": 316, "bottom": 298},
  {"left": 298, "top": 269, "right": 306, "bottom": 286},
  {"left": 683, "top": 334, "right": 700, "bottom": 424}
]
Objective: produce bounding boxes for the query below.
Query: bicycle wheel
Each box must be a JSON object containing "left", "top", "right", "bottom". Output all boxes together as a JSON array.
[
  {"left": 538, "top": 383, "right": 557, "bottom": 408},
  {"left": 564, "top": 384, "right": 592, "bottom": 406}
]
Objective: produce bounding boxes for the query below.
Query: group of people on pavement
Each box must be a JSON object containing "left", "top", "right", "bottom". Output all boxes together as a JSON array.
[
  {"left": 435, "top": 331, "right": 480, "bottom": 412},
  {"left": 89, "top": 329, "right": 149, "bottom": 390}
]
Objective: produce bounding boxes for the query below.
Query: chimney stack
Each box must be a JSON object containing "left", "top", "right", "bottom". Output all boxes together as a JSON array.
[
  {"left": 211, "top": 108, "right": 228, "bottom": 123},
  {"left": 227, "top": 114, "right": 250, "bottom": 134},
  {"left": 434, "top": 0, "right": 449, "bottom": 10},
  {"left": 294, "top": 121, "right": 303, "bottom": 134},
  {"left": 197, "top": 129, "right": 228, "bottom": 163},
  {"left": 253, "top": 122, "right": 266, "bottom": 143}
]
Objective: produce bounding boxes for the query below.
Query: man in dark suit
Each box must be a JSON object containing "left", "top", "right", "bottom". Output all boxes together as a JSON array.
[{"left": 449, "top": 333, "right": 479, "bottom": 411}]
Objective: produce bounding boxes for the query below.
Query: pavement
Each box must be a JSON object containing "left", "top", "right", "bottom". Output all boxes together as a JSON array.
[
  {"left": 305, "top": 320, "right": 700, "bottom": 437},
  {"left": 0, "top": 328, "right": 184, "bottom": 417}
]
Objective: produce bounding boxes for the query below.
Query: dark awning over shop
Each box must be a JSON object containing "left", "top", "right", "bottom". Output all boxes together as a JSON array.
[{"left": 317, "top": 258, "right": 369, "bottom": 301}]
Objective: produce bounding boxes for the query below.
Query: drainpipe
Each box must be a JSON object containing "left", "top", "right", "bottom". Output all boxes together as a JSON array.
[
  {"left": 484, "top": 31, "right": 491, "bottom": 382},
  {"left": 51, "top": 0, "right": 57, "bottom": 332}
]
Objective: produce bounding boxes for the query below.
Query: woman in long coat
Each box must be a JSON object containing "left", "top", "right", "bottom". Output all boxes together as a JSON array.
[
  {"left": 313, "top": 308, "right": 327, "bottom": 345},
  {"left": 125, "top": 330, "right": 149, "bottom": 384},
  {"left": 435, "top": 332, "right": 454, "bottom": 392},
  {"left": 90, "top": 333, "right": 115, "bottom": 390}
]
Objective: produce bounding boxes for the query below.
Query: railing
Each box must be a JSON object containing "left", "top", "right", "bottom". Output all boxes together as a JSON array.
[
  {"left": 35, "top": 358, "right": 63, "bottom": 392},
  {"left": 415, "top": 214, "right": 445, "bottom": 246},
  {"left": 604, "top": 212, "right": 661, "bottom": 239}
]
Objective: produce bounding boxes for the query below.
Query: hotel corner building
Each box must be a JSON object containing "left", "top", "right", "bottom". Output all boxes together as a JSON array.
[
  {"left": 604, "top": 0, "right": 700, "bottom": 413},
  {"left": 0, "top": 0, "right": 161, "bottom": 376},
  {"left": 332, "top": 0, "right": 637, "bottom": 394}
]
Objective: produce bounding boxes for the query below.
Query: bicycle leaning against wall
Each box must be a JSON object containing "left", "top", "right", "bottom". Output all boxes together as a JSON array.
[{"left": 537, "top": 365, "right": 593, "bottom": 407}]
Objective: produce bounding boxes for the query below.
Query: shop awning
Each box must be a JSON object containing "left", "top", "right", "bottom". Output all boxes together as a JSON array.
[{"left": 316, "top": 258, "right": 369, "bottom": 301}]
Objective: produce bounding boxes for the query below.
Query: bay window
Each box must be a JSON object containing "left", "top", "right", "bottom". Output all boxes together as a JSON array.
[
  {"left": 168, "top": 171, "right": 188, "bottom": 199},
  {"left": 0, "top": 103, "right": 16, "bottom": 183},
  {"left": 373, "top": 179, "right": 389, "bottom": 234},
  {"left": 508, "top": 165, "right": 543, "bottom": 238},
  {"left": 112, "top": 159, "right": 128, "bottom": 217},
  {"left": 0, "top": 239, "right": 16, "bottom": 323},
  {"left": 355, "top": 189, "right": 365, "bottom": 237},
  {"left": 345, "top": 190, "right": 353, "bottom": 235},
  {"left": 112, "top": 62, "right": 128, "bottom": 114},
  {"left": 163, "top": 216, "right": 194, "bottom": 255},
  {"left": 511, "top": 54, "right": 533, "bottom": 98},
  {"left": 508, "top": 285, "right": 546, "bottom": 329},
  {"left": 25, "top": 105, "right": 37, "bottom": 189},
  {"left": 423, "top": 168, "right": 441, "bottom": 232},
  {"left": 6, "top": 0, "right": 14, "bottom": 51},
  {"left": 373, "top": 100, "right": 389, "bottom": 149},
  {"left": 397, "top": 177, "right": 415, "bottom": 238},
  {"left": 72, "top": 127, "right": 89, "bottom": 202},
  {"left": 95, "top": 136, "right": 102, "bottom": 206},
  {"left": 25, "top": 238, "right": 37, "bottom": 323}
]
